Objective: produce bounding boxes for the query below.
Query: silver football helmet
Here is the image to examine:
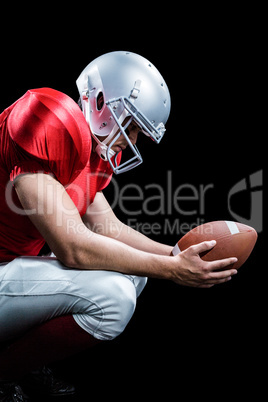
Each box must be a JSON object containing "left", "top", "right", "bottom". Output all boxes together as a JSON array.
[{"left": 76, "top": 51, "right": 171, "bottom": 174}]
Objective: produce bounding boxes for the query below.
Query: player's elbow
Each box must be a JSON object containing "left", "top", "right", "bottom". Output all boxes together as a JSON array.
[
  {"left": 54, "top": 248, "right": 76, "bottom": 268},
  {"left": 52, "top": 230, "right": 94, "bottom": 269},
  {"left": 53, "top": 242, "right": 83, "bottom": 269},
  {"left": 45, "top": 235, "right": 76, "bottom": 267},
  {"left": 46, "top": 220, "right": 102, "bottom": 269}
]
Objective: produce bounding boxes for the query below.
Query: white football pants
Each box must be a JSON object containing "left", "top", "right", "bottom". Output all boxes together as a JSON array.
[{"left": 0, "top": 256, "right": 147, "bottom": 342}]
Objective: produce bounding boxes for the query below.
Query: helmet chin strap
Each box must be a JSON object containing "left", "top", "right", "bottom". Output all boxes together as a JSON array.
[
  {"left": 94, "top": 136, "right": 116, "bottom": 161},
  {"left": 93, "top": 108, "right": 130, "bottom": 161}
]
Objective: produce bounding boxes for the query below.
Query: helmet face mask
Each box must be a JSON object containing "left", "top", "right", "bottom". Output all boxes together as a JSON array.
[
  {"left": 105, "top": 111, "right": 143, "bottom": 174},
  {"left": 76, "top": 51, "right": 171, "bottom": 174},
  {"left": 107, "top": 97, "right": 166, "bottom": 144}
]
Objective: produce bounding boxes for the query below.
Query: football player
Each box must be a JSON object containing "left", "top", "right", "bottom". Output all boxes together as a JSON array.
[{"left": 0, "top": 51, "right": 237, "bottom": 400}]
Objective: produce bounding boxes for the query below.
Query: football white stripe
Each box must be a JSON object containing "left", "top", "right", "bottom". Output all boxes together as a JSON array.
[
  {"left": 225, "top": 221, "right": 240, "bottom": 235},
  {"left": 172, "top": 243, "right": 181, "bottom": 256}
]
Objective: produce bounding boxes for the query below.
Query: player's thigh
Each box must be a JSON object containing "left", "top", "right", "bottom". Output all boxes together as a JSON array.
[
  {"left": 0, "top": 256, "right": 89, "bottom": 340},
  {"left": 0, "top": 256, "right": 147, "bottom": 341}
]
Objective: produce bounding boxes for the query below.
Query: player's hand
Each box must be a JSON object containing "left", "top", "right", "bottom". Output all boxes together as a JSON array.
[{"left": 170, "top": 240, "right": 238, "bottom": 288}]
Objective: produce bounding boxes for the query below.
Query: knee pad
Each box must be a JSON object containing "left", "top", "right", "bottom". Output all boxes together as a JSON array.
[{"left": 73, "top": 273, "right": 138, "bottom": 341}]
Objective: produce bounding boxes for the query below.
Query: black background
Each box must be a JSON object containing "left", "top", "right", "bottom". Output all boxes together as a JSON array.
[{"left": 1, "top": 10, "right": 265, "bottom": 400}]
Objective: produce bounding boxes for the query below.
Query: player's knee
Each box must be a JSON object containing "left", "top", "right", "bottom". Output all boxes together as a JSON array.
[
  {"left": 74, "top": 275, "right": 137, "bottom": 341},
  {"left": 108, "top": 281, "right": 137, "bottom": 340},
  {"left": 132, "top": 276, "right": 147, "bottom": 297}
]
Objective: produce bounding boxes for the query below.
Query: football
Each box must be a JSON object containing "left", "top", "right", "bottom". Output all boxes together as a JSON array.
[{"left": 172, "top": 220, "right": 257, "bottom": 270}]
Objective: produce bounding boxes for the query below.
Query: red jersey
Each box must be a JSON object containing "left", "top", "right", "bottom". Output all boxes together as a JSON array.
[{"left": 0, "top": 88, "right": 116, "bottom": 262}]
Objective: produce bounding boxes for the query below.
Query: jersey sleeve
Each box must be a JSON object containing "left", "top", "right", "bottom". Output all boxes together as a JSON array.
[{"left": 6, "top": 88, "right": 91, "bottom": 186}]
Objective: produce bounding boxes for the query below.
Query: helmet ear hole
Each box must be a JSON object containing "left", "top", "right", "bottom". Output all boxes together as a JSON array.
[{"left": 96, "top": 92, "right": 104, "bottom": 111}]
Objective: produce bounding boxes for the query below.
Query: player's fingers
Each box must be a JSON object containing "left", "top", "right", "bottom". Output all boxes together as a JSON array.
[
  {"left": 198, "top": 276, "right": 233, "bottom": 288},
  {"left": 189, "top": 240, "right": 217, "bottom": 255},
  {"left": 199, "top": 270, "right": 237, "bottom": 287},
  {"left": 208, "top": 257, "right": 238, "bottom": 272},
  {"left": 208, "top": 268, "right": 237, "bottom": 281}
]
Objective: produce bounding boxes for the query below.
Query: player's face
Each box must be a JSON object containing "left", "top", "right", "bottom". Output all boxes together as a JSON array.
[
  {"left": 93, "top": 118, "right": 141, "bottom": 155},
  {"left": 109, "top": 120, "right": 140, "bottom": 153}
]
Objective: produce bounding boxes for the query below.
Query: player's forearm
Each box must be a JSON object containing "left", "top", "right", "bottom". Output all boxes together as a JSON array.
[
  {"left": 82, "top": 192, "right": 173, "bottom": 257},
  {"left": 120, "top": 225, "right": 173, "bottom": 256},
  {"left": 98, "top": 218, "right": 173, "bottom": 256},
  {"left": 65, "top": 229, "right": 172, "bottom": 280}
]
